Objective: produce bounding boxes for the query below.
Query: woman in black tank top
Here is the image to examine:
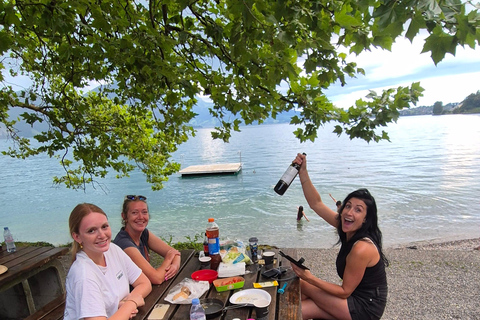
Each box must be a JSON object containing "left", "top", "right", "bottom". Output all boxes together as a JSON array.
[{"left": 289, "top": 154, "right": 388, "bottom": 320}]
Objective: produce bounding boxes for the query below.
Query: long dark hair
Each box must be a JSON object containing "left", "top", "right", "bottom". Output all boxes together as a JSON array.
[
  {"left": 336, "top": 188, "right": 389, "bottom": 266},
  {"left": 297, "top": 206, "right": 304, "bottom": 220}
]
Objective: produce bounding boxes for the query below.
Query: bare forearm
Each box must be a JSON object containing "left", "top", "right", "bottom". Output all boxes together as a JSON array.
[
  {"left": 299, "top": 170, "right": 338, "bottom": 227},
  {"left": 303, "top": 273, "right": 350, "bottom": 299},
  {"left": 299, "top": 170, "right": 322, "bottom": 207}
]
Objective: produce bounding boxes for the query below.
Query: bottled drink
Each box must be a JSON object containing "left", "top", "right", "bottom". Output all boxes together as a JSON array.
[
  {"left": 190, "top": 298, "right": 206, "bottom": 320},
  {"left": 249, "top": 237, "right": 258, "bottom": 263},
  {"left": 4, "top": 227, "right": 16, "bottom": 253},
  {"left": 203, "top": 233, "right": 209, "bottom": 256},
  {"left": 274, "top": 153, "right": 306, "bottom": 195},
  {"left": 206, "top": 218, "right": 221, "bottom": 270},
  {"left": 206, "top": 218, "right": 220, "bottom": 254}
]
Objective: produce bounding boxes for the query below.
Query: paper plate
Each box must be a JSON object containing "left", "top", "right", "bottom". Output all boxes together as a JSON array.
[
  {"left": 0, "top": 265, "right": 8, "bottom": 275},
  {"left": 229, "top": 288, "right": 271, "bottom": 306}
]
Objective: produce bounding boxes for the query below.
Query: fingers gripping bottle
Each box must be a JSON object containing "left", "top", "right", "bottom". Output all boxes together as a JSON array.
[{"left": 206, "top": 218, "right": 221, "bottom": 270}]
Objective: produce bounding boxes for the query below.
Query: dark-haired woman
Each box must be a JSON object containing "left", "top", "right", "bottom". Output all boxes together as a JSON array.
[
  {"left": 113, "top": 195, "right": 181, "bottom": 285},
  {"left": 290, "top": 153, "right": 388, "bottom": 320},
  {"left": 297, "top": 205, "right": 310, "bottom": 222}
]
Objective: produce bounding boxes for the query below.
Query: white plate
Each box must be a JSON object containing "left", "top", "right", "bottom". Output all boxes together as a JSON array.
[{"left": 229, "top": 288, "right": 271, "bottom": 306}]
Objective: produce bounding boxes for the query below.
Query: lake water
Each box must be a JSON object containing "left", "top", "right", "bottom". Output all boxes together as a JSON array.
[{"left": 1, "top": 114, "right": 479, "bottom": 249}]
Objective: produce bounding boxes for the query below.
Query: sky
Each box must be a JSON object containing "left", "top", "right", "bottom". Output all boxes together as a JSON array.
[
  {"left": 3, "top": 33, "right": 480, "bottom": 110},
  {"left": 324, "top": 35, "right": 480, "bottom": 109}
]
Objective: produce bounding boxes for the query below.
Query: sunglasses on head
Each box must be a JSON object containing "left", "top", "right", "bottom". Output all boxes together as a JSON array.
[{"left": 125, "top": 195, "right": 147, "bottom": 201}]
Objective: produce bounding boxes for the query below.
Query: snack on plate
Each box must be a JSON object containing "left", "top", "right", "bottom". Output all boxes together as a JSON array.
[
  {"left": 173, "top": 286, "right": 191, "bottom": 301},
  {"left": 165, "top": 278, "right": 210, "bottom": 304}
]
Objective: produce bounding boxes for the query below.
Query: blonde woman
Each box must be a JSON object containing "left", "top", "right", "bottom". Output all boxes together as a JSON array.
[
  {"left": 113, "top": 195, "right": 181, "bottom": 284},
  {"left": 64, "top": 203, "right": 151, "bottom": 320}
]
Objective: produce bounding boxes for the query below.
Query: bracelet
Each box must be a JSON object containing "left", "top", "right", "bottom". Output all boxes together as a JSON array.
[{"left": 123, "top": 299, "right": 138, "bottom": 308}]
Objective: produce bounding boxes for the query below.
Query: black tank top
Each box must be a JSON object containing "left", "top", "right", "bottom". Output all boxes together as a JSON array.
[{"left": 336, "top": 237, "right": 387, "bottom": 290}]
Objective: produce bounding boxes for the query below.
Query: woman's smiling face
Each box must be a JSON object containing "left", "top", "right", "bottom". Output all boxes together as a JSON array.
[
  {"left": 73, "top": 211, "right": 111, "bottom": 256},
  {"left": 340, "top": 197, "right": 367, "bottom": 239},
  {"left": 125, "top": 200, "right": 149, "bottom": 232}
]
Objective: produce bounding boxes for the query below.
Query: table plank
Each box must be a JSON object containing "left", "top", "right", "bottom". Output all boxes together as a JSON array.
[
  {"left": 139, "top": 248, "right": 302, "bottom": 320},
  {"left": 277, "top": 248, "right": 301, "bottom": 320},
  {"left": 136, "top": 249, "right": 196, "bottom": 319},
  {"left": 0, "top": 246, "right": 68, "bottom": 290}
]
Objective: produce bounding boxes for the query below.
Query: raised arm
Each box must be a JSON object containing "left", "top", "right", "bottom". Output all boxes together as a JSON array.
[{"left": 294, "top": 153, "right": 339, "bottom": 227}]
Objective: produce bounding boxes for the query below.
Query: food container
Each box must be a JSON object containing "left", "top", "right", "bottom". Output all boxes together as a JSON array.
[
  {"left": 191, "top": 269, "right": 218, "bottom": 283},
  {"left": 213, "top": 276, "right": 245, "bottom": 292}
]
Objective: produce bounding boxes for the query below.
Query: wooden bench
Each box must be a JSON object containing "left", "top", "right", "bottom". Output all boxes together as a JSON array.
[
  {"left": 24, "top": 294, "right": 66, "bottom": 320},
  {"left": 0, "top": 246, "right": 68, "bottom": 320}
]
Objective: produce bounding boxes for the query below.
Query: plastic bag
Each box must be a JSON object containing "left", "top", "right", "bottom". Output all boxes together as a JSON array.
[
  {"left": 164, "top": 278, "right": 210, "bottom": 304},
  {"left": 220, "top": 239, "right": 252, "bottom": 265}
]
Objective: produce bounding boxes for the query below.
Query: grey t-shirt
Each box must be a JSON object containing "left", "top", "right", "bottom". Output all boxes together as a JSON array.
[{"left": 113, "top": 228, "right": 150, "bottom": 260}]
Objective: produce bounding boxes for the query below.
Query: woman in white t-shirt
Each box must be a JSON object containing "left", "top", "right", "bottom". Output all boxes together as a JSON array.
[{"left": 64, "top": 203, "right": 152, "bottom": 320}]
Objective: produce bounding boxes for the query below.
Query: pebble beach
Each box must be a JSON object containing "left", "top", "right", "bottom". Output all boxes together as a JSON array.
[{"left": 297, "top": 237, "right": 480, "bottom": 320}]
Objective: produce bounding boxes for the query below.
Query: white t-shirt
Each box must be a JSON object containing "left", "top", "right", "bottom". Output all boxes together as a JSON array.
[{"left": 64, "top": 243, "right": 142, "bottom": 320}]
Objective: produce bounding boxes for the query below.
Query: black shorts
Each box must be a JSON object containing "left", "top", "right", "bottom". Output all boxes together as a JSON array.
[{"left": 347, "top": 286, "right": 388, "bottom": 320}]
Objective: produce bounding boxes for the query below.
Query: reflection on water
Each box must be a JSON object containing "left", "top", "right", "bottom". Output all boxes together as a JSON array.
[{"left": 1, "top": 114, "right": 479, "bottom": 248}]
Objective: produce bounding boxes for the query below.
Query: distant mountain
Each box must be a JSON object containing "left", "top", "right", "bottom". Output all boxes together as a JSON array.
[
  {"left": 2, "top": 91, "right": 298, "bottom": 137},
  {"left": 190, "top": 98, "right": 299, "bottom": 127}
]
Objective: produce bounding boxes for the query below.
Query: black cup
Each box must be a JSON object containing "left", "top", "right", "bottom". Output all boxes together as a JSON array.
[
  {"left": 263, "top": 251, "right": 275, "bottom": 270},
  {"left": 255, "top": 299, "right": 270, "bottom": 320}
]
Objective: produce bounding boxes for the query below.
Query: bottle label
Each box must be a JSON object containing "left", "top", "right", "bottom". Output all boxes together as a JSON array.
[
  {"left": 208, "top": 237, "right": 220, "bottom": 254},
  {"left": 279, "top": 166, "right": 298, "bottom": 185}
]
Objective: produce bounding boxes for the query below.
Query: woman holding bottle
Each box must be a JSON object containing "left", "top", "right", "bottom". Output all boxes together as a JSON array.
[
  {"left": 113, "top": 195, "right": 181, "bottom": 284},
  {"left": 290, "top": 153, "right": 388, "bottom": 320},
  {"left": 64, "top": 203, "right": 151, "bottom": 320}
]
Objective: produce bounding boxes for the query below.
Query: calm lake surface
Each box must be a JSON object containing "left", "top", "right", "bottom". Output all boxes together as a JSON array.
[{"left": 1, "top": 114, "right": 479, "bottom": 248}]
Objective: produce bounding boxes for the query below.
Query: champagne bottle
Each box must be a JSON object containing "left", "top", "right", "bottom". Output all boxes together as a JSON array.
[{"left": 274, "top": 153, "right": 306, "bottom": 195}]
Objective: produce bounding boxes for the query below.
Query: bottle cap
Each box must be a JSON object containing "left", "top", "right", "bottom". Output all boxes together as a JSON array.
[
  {"left": 192, "top": 298, "right": 200, "bottom": 305},
  {"left": 208, "top": 218, "right": 214, "bottom": 222},
  {"left": 249, "top": 237, "right": 258, "bottom": 242}
]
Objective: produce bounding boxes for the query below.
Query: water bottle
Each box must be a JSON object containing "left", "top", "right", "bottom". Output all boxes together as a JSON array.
[
  {"left": 274, "top": 153, "right": 306, "bottom": 195},
  {"left": 4, "top": 227, "right": 16, "bottom": 253},
  {"left": 190, "top": 298, "right": 206, "bottom": 320},
  {"left": 206, "top": 218, "right": 221, "bottom": 270}
]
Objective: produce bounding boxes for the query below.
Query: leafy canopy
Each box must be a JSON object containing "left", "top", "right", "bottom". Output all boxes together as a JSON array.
[{"left": 1, "top": 0, "right": 479, "bottom": 189}]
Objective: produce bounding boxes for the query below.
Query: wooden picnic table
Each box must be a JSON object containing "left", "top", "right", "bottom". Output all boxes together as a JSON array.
[
  {"left": 0, "top": 245, "right": 69, "bottom": 319},
  {"left": 137, "top": 248, "right": 302, "bottom": 320}
]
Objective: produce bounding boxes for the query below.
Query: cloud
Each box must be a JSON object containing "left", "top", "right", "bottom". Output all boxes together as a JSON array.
[{"left": 326, "top": 36, "right": 480, "bottom": 108}]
